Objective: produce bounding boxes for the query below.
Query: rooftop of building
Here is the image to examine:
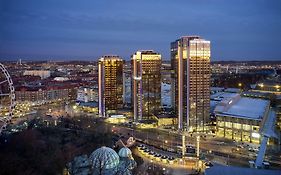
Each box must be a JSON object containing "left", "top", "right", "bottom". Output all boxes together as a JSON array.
[
  {"left": 16, "top": 81, "right": 79, "bottom": 91},
  {"left": 211, "top": 87, "right": 225, "bottom": 92},
  {"left": 89, "top": 146, "right": 119, "bottom": 170},
  {"left": 137, "top": 50, "right": 158, "bottom": 54},
  {"left": 99, "top": 55, "right": 123, "bottom": 61},
  {"left": 77, "top": 86, "right": 98, "bottom": 90},
  {"left": 156, "top": 114, "right": 176, "bottom": 119},
  {"left": 138, "top": 119, "right": 158, "bottom": 124},
  {"left": 211, "top": 92, "right": 238, "bottom": 101},
  {"left": 242, "top": 91, "right": 271, "bottom": 98},
  {"left": 77, "top": 101, "right": 98, "bottom": 108},
  {"left": 224, "top": 88, "right": 241, "bottom": 93},
  {"left": 215, "top": 95, "right": 270, "bottom": 120}
]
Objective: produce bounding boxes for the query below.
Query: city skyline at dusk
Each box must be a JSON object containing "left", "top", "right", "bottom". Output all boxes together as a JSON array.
[
  {"left": 1, "top": 1, "right": 281, "bottom": 175},
  {"left": 1, "top": 0, "right": 281, "bottom": 61}
]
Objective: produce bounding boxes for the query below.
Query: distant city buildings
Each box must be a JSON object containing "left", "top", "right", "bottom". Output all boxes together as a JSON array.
[
  {"left": 15, "top": 84, "right": 77, "bottom": 104},
  {"left": 131, "top": 50, "right": 162, "bottom": 121},
  {"left": 254, "top": 80, "right": 281, "bottom": 95},
  {"left": 98, "top": 55, "right": 124, "bottom": 117},
  {"left": 171, "top": 36, "right": 211, "bottom": 132},
  {"left": 76, "top": 86, "right": 98, "bottom": 103},
  {"left": 23, "top": 70, "right": 51, "bottom": 79}
]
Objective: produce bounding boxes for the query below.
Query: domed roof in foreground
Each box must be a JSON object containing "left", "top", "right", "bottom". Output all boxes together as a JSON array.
[
  {"left": 89, "top": 146, "right": 119, "bottom": 170},
  {"left": 118, "top": 147, "right": 132, "bottom": 158}
]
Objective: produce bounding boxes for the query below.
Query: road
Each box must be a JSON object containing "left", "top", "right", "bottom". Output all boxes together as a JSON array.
[{"left": 110, "top": 124, "right": 281, "bottom": 168}]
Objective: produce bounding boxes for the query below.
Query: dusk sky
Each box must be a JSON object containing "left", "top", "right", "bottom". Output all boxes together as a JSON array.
[{"left": 1, "top": 0, "right": 281, "bottom": 61}]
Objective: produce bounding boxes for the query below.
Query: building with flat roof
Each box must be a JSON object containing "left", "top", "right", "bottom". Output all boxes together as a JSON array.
[
  {"left": 214, "top": 94, "right": 271, "bottom": 143},
  {"left": 15, "top": 83, "right": 78, "bottom": 104},
  {"left": 98, "top": 55, "right": 124, "bottom": 117}
]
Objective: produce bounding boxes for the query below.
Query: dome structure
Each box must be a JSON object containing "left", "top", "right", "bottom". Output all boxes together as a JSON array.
[
  {"left": 89, "top": 146, "right": 119, "bottom": 170},
  {"left": 118, "top": 147, "right": 132, "bottom": 158}
]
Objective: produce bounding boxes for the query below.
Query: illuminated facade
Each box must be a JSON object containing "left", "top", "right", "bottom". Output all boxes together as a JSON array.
[
  {"left": 77, "top": 86, "right": 98, "bottom": 103},
  {"left": 214, "top": 95, "right": 271, "bottom": 143},
  {"left": 98, "top": 55, "right": 124, "bottom": 117},
  {"left": 131, "top": 50, "right": 161, "bottom": 121},
  {"left": 171, "top": 36, "right": 211, "bottom": 132},
  {"left": 23, "top": 70, "right": 51, "bottom": 79}
]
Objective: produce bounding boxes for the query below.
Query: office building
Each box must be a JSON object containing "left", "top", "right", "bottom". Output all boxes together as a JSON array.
[
  {"left": 171, "top": 36, "right": 211, "bottom": 132},
  {"left": 214, "top": 94, "right": 272, "bottom": 144},
  {"left": 131, "top": 50, "right": 161, "bottom": 121},
  {"left": 98, "top": 55, "right": 124, "bottom": 117}
]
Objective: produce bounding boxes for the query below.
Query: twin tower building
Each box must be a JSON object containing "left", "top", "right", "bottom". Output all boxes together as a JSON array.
[{"left": 98, "top": 36, "right": 211, "bottom": 132}]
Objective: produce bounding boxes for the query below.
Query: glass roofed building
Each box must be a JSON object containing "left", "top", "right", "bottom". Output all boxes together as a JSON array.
[{"left": 67, "top": 146, "right": 136, "bottom": 175}]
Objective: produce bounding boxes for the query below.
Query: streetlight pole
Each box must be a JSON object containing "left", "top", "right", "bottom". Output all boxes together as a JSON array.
[{"left": 196, "top": 135, "right": 200, "bottom": 158}]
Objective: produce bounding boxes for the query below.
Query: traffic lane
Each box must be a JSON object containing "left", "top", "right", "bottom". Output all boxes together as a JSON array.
[{"left": 112, "top": 125, "right": 281, "bottom": 165}]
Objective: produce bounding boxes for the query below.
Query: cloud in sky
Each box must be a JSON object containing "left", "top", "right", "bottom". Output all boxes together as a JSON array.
[{"left": 1, "top": 0, "right": 281, "bottom": 60}]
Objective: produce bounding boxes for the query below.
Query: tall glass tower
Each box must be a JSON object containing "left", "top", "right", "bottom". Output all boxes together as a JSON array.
[
  {"left": 171, "top": 36, "right": 211, "bottom": 132},
  {"left": 98, "top": 55, "right": 124, "bottom": 117},
  {"left": 131, "top": 50, "right": 162, "bottom": 121}
]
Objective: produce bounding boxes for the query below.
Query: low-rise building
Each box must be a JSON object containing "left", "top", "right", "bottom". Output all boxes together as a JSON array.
[
  {"left": 254, "top": 78, "right": 281, "bottom": 95},
  {"left": 23, "top": 70, "right": 51, "bottom": 79},
  {"left": 214, "top": 94, "right": 271, "bottom": 143},
  {"left": 76, "top": 86, "right": 98, "bottom": 103},
  {"left": 155, "top": 114, "right": 177, "bottom": 126},
  {"left": 16, "top": 84, "right": 77, "bottom": 104}
]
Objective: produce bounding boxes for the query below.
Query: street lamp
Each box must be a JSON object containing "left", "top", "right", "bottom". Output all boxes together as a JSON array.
[{"left": 196, "top": 135, "right": 200, "bottom": 157}]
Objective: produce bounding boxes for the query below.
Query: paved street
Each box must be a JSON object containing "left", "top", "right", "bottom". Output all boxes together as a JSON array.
[{"left": 9, "top": 103, "right": 281, "bottom": 170}]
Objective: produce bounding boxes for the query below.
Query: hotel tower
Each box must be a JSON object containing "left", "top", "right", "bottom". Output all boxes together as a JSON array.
[
  {"left": 131, "top": 50, "right": 161, "bottom": 121},
  {"left": 171, "top": 36, "right": 211, "bottom": 132},
  {"left": 98, "top": 55, "right": 124, "bottom": 117}
]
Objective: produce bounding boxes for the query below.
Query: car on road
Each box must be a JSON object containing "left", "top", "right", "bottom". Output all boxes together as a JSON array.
[
  {"left": 161, "top": 155, "right": 168, "bottom": 163},
  {"left": 144, "top": 148, "right": 150, "bottom": 154},
  {"left": 148, "top": 151, "right": 155, "bottom": 156},
  {"left": 154, "top": 153, "right": 162, "bottom": 161},
  {"left": 204, "top": 161, "right": 213, "bottom": 169},
  {"left": 216, "top": 141, "right": 226, "bottom": 145},
  {"left": 237, "top": 145, "right": 244, "bottom": 149},
  {"left": 168, "top": 156, "right": 175, "bottom": 164},
  {"left": 263, "top": 162, "right": 270, "bottom": 169},
  {"left": 167, "top": 148, "right": 175, "bottom": 152}
]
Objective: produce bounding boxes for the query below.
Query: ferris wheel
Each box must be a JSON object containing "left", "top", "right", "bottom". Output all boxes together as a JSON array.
[{"left": 0, "top": 63, "right": 15, "bottom": 134}]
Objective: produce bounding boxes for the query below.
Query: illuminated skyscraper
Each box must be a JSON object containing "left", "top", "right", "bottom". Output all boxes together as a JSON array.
[
  {"left": 171, "top": 36, "right": 211, "bottom": 132},
  {"left": 132, "top": 50, "right": 161, "bottom": 121},
  {"left": 98, "top": 55, "right": 124, "bottom": 117}
]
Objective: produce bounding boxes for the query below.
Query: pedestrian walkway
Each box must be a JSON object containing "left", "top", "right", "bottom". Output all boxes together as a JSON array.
[{"left": 255, "top": 109, "right": 277, "bottom": 168}]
